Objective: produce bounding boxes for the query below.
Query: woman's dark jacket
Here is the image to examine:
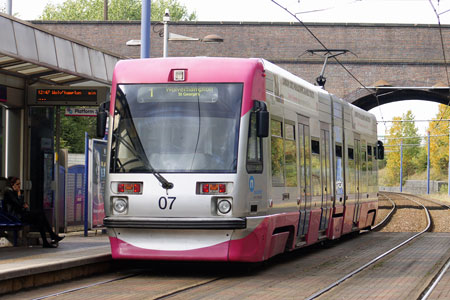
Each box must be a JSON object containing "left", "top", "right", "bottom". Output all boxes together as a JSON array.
[{"left": 3, "top": 187, "right": 25, "bottom": 219}]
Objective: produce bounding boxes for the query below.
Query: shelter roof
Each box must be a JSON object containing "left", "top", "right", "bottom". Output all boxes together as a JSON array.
[{"left": 0, "top": 13, "right": 125, "bottom": 86}]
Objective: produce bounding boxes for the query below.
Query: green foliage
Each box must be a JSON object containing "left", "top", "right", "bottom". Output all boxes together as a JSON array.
[
  {"left": 151, "top": 0, "right": 196, "bottom": 21},
  {"left": 428, "top": 104, "right": 450, "bottom": 177},
  {"left": 40, "top": 0, "right": 197, "bottom": 21},
  {"left": 59, "top": 108, "right": 96, "bottom": 153},
  {"left": 384, "top": 110, "right": 421, "bottom": 186},
  {"left": 411, "top": 146, "right": 428, "bottom": 173}
]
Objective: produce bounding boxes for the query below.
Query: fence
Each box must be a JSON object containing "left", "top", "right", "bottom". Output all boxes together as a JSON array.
[{"left": 380, "top": 180, "right": 448, "bottom": 194}]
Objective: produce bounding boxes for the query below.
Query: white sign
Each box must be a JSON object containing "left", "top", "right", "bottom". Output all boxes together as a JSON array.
[{"left": 65, "top": 107, "right": 98, "bottom": 117}]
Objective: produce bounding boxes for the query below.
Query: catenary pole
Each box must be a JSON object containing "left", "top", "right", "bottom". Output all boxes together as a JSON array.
[
  {"left": 141, "top": 0, "right": 151, "bottom": 58},
  {"left": 427, "top": 131, "right": 430, "bottom": 194},
  {"left": 400, "top": 140, "right": 403, "bottom": 192}
]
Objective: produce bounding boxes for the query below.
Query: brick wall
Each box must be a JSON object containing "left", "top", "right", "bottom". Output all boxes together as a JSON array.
[{"left": 32, "top": 21, "right": 450, "bottom": 102}]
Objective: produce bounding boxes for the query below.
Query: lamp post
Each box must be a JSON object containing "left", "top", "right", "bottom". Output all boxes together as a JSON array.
[
  {"left": 6, "top": 0, "right": 12, "bottom": 15},
  {"left": 126, "top": 33, "right": 224, "bottom": 57},
  {"left": 163, "top": 9, "right": 170, "bottom": 57},
  {"left": 141, "top": 0, "right": 151, "bottom": 58}
]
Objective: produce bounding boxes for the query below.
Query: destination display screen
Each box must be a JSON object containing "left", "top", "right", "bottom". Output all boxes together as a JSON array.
[
  {"left": 36, "top": 88, "right": 98, "bottom": 102},
  {"left": 136, "top": 85, "right": 219, "bottom": 103}
]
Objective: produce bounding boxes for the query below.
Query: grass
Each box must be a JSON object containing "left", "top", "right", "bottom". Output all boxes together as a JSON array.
[{"left": 422, "top": 193, "right": 450, "bottom": 204}]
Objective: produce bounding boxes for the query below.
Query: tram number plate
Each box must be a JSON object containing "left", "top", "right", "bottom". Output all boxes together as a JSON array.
[{"left": 159, "top": 196, "right": 176, "bottom": 210}]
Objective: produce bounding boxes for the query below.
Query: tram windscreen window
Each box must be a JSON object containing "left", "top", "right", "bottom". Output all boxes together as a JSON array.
[
  {"left": 335, "top": 145, "right": 342, "bottom": 158},
  {"left": 111, "top": 83, "right": 242, "bottom": 173},
  {"left": 311, "top": 140, "right": 320, "bottom": 154}
]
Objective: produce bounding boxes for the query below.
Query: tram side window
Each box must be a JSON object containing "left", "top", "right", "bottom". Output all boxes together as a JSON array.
[
  {"left": 247, "top": 111, "right": 263, "bottom": 173},
  {"left": 361, "top": 143, "right": 367, "bottom": 193},
  {"left": 271, "top": 119, "right": 284, "bottom": 186},
  {"left": 367, "top": 145, "right": 373, "bottom": 192},
  {"left": 311, "top": 140, "right": 321, "bottom": 196},
  {"left": 348, "top": 147, "right": 355, "bottom": 197},
  {"left": 285, "top": 123, "right": 297, "bottom": 187}
]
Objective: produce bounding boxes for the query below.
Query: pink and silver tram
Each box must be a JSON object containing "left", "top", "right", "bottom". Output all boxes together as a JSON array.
[{"left": 98, "top": 57, "right": 382, "bottom": 262}]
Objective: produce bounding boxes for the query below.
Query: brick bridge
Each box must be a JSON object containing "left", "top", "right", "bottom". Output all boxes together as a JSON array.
[{"left": 34, "top": 21, "right": 450, "bottom": 111}]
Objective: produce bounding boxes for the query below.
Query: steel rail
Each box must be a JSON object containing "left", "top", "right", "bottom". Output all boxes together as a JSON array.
[
  {"left": 153, "top": 277, "right": 224, "bottom": 300},
  {"left": 420, "top": 258, "right": 450, "bottom": 300},
  {"left": 371, "top": 192, "right": 396, "bottom": 231},
  {"left": 30, "top": 272, "right": 141, "bottom": 300},
  {"left": 418, "top": 195, "right": 450, "bottom": 210},
  {"left": 305, "top": 192, "right": 431, "bottom": 300},
  {"left": 399, "top": 193, "right": 450, "bottom": 300}
]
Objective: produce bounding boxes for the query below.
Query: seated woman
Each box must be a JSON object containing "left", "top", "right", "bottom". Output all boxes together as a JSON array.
[{"left": 3, "top": 176, "right": 64, "bottom": 248}]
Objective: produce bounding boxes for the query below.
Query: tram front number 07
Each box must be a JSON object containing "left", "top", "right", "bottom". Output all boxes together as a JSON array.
[{"left": 159, "top": 196, "right": 176, "bottom": 210}]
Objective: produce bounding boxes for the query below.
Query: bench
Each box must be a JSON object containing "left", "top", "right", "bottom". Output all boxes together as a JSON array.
[{"left": 0, "top": 210, "right": 23, "bottom": 246}]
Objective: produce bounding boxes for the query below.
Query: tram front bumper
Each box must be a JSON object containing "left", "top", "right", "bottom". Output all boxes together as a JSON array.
[{"left": 103, "top": 216, "right": 247, "bottom": 229}]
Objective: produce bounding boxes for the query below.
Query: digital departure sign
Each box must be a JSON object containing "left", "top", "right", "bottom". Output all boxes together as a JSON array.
[
  {"left": 36, "top": 88, "right": 98, "bottom": 102},
  {"left": 136, "top": 85, "right": 219, "bottom": 103}
]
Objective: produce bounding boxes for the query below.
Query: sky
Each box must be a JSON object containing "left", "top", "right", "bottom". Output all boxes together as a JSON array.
[{"left": 2, "top": 0, "right": 449, "bottom": 136}]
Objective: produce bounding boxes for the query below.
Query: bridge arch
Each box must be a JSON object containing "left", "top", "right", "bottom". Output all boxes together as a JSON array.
[{"left": 346, "top": 85, "right": 450, "bottom": 111}]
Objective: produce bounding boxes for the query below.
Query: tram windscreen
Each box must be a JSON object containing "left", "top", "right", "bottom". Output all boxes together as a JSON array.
[{"left": 111, "top": 83, "right": 243, "bottom": 173}]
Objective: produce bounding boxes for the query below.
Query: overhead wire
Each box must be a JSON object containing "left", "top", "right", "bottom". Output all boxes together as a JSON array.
[
  {"left": 294, "top": 0, "right": 360, "bottom": 15},
  {"left": 270, "top": 0, "right": 387, "bottom": 131}
]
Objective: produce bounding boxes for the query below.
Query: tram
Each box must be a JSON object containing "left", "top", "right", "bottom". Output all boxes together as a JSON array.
[{"left": 97, "top": 57, "right": 382, "bottom": 262}]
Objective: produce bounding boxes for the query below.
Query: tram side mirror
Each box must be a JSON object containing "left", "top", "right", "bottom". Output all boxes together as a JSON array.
[
  {"left": 256, "top": 110, "right": 269, "bottom": 138},
  {"left": 97, "top": 101, "right": 109, "bottom": 138},
  {"left": 97, "top": 111, "right": 107, "bottom": 138},
  {"left": 377, "top": 140, "right": 384, "bottom": 160}
]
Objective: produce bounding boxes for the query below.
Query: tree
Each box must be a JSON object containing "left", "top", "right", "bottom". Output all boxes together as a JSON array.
[
  {"left": 151, "top": 0, "right": 196, "bottom": 21},
  {"left": 59, "top": 108, "right": 97, "bottom": 153},
  {"left": 384, "top": 110, "right": 421, "bottom": 185},
  {"left": 428, "top": 104, "right": 450, "bottom": 178},
  {"left": 40, "top": 0, "right": 197, "bottom": 21}
]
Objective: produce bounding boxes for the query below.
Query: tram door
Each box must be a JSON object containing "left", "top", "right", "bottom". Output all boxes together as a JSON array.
[
  {"left": 297, "top": 116, "right": 311, "bottom": 238},
  {"left": 320, "top": 127, "right": 331, "bottom": 231},
  {"left": 353, "top": 139, "right": 361, "bottom": 224}
]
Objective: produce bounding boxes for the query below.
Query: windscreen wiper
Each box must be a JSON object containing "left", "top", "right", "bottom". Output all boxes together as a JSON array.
[
  {"left": 114, "top": 133, "right": 174, "bottom": 191},
  {"left": 154, "top": 172, "right": 173, "bottom": 190}
]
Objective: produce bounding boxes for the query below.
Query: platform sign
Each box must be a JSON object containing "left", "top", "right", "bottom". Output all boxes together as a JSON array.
[
  {"left": 65, "top": 107, "right": 98, "bottom": 117},
  {"left": 28, "top": 85, "right": 109, "bottom": 106}
]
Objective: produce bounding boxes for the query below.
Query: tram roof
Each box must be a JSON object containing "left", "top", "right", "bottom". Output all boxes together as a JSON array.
[{"left": 0, "top": 13, "right": 124, "bottom": 86}]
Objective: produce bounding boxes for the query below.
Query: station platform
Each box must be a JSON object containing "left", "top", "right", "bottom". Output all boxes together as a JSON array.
[{"left": 0, "top": 231, "right": 112, "bottom": 295}]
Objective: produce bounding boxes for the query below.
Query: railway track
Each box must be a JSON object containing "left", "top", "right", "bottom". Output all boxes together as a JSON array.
[
  {"left": 308, "top": 192, "right": 450, "bottom": 300},
  {"left": 12, "top": 192, "right": 448, "bottom": 300}
]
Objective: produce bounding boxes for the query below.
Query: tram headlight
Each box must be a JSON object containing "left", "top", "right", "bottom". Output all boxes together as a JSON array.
[
  {"left": 217, "top": 199, "right": 232, "bottom": 215},
  {"left": 112, "top": 197, "right": 128, "bottom": 214}
]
